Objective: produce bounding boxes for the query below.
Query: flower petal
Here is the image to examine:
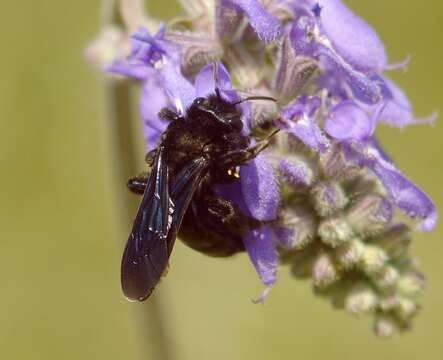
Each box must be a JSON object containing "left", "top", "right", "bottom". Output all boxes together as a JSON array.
[
  {"left": 290, "top": 15, "right": 387, "bottom": 104},
  {"left": 139, "top": 79, "right": 170, "bottom": 150},
  {"left": 242, "top": 225, "right": 278, "bottom": 302},
  {"left": 325, "top": 100, "right": 375, "bottom": 141},
  {"left": 194, "top": 62, "right": 233, "bottom": 97},
  {"left": 370, "top": 155, "right": 438, "bottom": 232},
  {"left": 378, "top": 77, "right": 438, "bottom": 127},
  {"left": 216, "top": 0, "right": 282, "bottom": 43},
  {"left": 346, "top": 143, "right": 437, "bottom": 232},
  {"left": 278, "top": 96, "right": 330, "bottom": 151},
  {"left": 241, "top": 153, "right": 279, "bottom": 221},
  {"left": 314, "top": 0, "right": 387, "bottom": 72},
  {"left": 106, "top": 60, "right": 151, "bottom": 80}
]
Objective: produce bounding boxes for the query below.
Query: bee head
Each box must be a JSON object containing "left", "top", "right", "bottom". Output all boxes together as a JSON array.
[{"left": 191, "top": 95, "right": 244, "bottom": 132}]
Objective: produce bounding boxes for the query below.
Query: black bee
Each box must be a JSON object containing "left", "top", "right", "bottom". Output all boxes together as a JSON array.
[{"left": 122, "top": 66, "right": 277, "bottom": 301}]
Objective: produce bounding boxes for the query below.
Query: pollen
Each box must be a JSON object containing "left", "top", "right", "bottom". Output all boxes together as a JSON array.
[{"left": 227, "top": 168, "right": 241, "bottom": 178}]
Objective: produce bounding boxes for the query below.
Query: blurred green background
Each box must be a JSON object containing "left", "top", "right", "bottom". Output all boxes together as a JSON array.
[{"left": 0, "top": 1, "right": 442, "bottom": 359}]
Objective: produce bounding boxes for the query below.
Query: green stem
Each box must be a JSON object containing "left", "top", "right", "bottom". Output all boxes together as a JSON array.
[{"left": 100, "top": 1, "right": 174, "bottom": 359}]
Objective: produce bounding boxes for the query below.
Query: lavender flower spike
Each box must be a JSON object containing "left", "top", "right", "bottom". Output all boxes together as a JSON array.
[{"left": 87, "top": 0, "right": 437, "bottom": 335}]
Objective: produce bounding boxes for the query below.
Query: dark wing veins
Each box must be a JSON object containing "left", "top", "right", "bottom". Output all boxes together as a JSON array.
[{"left": 121, "top": 146, "right": 208, "bottom": 301}]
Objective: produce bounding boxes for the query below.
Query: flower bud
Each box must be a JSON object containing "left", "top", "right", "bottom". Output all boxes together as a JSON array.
[
  {"left": 345, "top": 283, "right": 378, "bottom": 315},
  {"left": 311, "top": 181, "right": 348, "bottom": 217},
  {"left": 290, "top": 246, "right": 317, "bottom": 279},
  {"left": 274, "top": 36, "right": 319, "bottom": 103},
  {"left": 165, "top": 31, "right": 223, "bottom": 77},
  {"left": 374, "top": 315, "right": 397, "bottom": 338},
  {"left": 372, "top": 224, "right": 411, "bottom": 259},
  {"left": 312, "top": 253, "right": 338, "bottom": 287},
  {"left": 319, "top": 216, "right": 353, "bottom": 248},
  {"left": 336, "top": 238, "right": 365, "bottom": 269},
  {"left": 379, "top": 295, "right": 400, "bottom": 311},
  {"left": 347, "top": 194, "right": 393, "bottom": 236},
  {"left": 319, "top": 144, "right": 361, "bottom": 180},
  {"left": 372, "top": 266, "right": 399, "bottom": 289},
  {"left": 359, "top": 245, "right": 388, "bottom": 275},
  {"left": 395, "top": 298, "right": 419, "bottom": 321},
  {"left": 396, "top": 271, "right": 426, "bottom": 297},
  {"left": 275, "top": 207, "right": 316, "bottom": 250}
]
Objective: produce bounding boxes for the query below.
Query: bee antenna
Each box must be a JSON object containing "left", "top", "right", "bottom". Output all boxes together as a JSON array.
[
  {"left": 214, "top": 62, "right": 222, "bottom": 99},
  {"left": 232, "top": 96, "right": 277, "bottom": 106}
]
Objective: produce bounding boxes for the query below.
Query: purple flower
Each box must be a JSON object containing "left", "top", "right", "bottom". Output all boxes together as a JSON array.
[
  {"left": 87, "top": 0, "right": 437, "bottom": 333},
  {"left": 325, "top": 101, "right": 437, "bottom": 231},
  {"left": 277, "top": 96, "right": 330, "bottom": 151}
]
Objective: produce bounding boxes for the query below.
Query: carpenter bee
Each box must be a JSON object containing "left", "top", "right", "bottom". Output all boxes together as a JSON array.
[{"left": 122, "top": 65, "right": 277, "bottom": 301}]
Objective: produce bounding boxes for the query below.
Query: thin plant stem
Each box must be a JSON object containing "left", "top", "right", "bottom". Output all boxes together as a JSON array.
[{"left": 100, "top": 1, "right": 174, "bottom": 359}]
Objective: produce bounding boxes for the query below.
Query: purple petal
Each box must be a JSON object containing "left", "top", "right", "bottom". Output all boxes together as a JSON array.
[
  {"left": 106, "top": 60, "right": 151, "bottom": 81},
  {"left": 160, "top": 60, "right": 196, "bottom": 112},
  {"left": 217, "top": 0, "right": 282, "bottom": 43},
  {"left": 241, "top": 153, "right": 279, "bottom": 221},
  {"left": 140, "top": 76, "right": 169, "bottom": 150},
  {"left": 347, "top": 143, "right": 437, "bottom": 232},
  {"left": 314, "top": 0, "right": 387, "bottom": 72},
  {"left": 371, "top": 155, "right": 438, "bottom": 232},
  {"left": 194, "top": 62, "right": 233, "bottom": 97},
  {"left": 290, "top": 16, "right": 386, "bottom": 104},
  {"left": 378, "top": 77, "right": 438, "bottom": 127},
  {"left": 325, "top": 100, "right": 375, "bottom": 141},
  {"left": 129, "top": 26, "right": 168, "bottom": 66},
  {"left": 278, "top": 97, "right": 329, "bottom": 151},
  {"left": 242, "top": 226, "right": 278, "bottom": 302}
]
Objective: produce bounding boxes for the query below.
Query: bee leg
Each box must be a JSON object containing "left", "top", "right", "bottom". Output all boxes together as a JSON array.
[
  {"left": 145, "top": 150, "right": 157, "bottom": 166},
  {"left": 158, "top": 108, "right": 183, "bottom": 122},
  {"left": 219, "top": 132, "right": 277, "bottom": 168},
  {"left": 127, "top": 172, "right": 149, "bottom": 195}
]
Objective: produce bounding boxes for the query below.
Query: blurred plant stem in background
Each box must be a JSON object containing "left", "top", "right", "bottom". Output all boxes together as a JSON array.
[{"left": 100, "top": 1, "right": 174, "bottom": 359}]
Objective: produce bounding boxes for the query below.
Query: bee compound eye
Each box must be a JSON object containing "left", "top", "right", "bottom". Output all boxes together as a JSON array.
[
  {"left": 193, "top": 97, "right": 205, "bottom": 106},
  {"left": 229, "top": 118, "right": 243, "bottom": 131}
]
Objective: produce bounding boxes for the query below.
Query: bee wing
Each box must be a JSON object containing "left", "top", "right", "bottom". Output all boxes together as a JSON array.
[
  {"left": 121, "top": 145, "right": 171, "bottom": 301},
  {"left": 121, "top": 148, "right": 208, "bottom": 302},
  {"left": 166, "top": 157, "right": 209, "bottom": 253}
]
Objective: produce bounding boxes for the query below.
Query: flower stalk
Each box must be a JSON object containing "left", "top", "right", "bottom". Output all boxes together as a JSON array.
[{"left": 98, "top": 1, "right": 174, "bottom": 358}]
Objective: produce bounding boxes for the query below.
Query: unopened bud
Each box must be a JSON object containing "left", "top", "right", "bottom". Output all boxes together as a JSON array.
[
  {"left": 319, "top": 144, "right": 361, "bottom": 180},
  {"left": 336, "top": 238, "right": 365, "bottom": 269},
  {"left": 395, "top": 298, "right": 419, "bottom": 320},
  {"left": 359, "top": 245, "right": 388, "bottom": 275},
  {"left": 347, "top": 194, "right": 393, "bottom": 236},
  {"left": 319, "top": 216, "right": 353, "bottom": 248},
  {"left": 372, "top": 224, "right": 411, "bottom": 260},
  {"left": 311, "top": 181, "right": 348, "bottom": 217},
  {"left": 379, "top": 295, "right": 400, "bottom": 311},
  {"left": 275, "top": 207, "right": 316, "bottom": 250},
  {"left": 374, "top": 315, "right": 397, "bottom": 338},
  {"left": 372, "top": 266, "right": 399, "bottom": 289},
  {"left": 312, "top": 253, "right": 338, "bottom": 287},
  {"left": 165, "top": 31, "right": 223, "bottom": 77},
  {"left": 396, "top": 271, "right": 426, "bottom": 297},
  {"left": 345, "top": 283, "right": 378, "bottom": 315},
  {"left": 274, "top": 36, "right": 319, "bottom": 103},
  {"left": 290, "top": 247, "right": 317, "bottom": 279}
]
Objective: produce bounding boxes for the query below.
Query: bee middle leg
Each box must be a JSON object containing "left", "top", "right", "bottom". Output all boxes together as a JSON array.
[{"left": 127, "top": 172, "right": 149, "bottom": 195}]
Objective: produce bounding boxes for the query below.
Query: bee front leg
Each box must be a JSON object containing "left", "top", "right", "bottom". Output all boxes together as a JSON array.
[
  {"left": 219, "top": 130, "right": 279, "bottom": 168},
  {"left": 127, "top": 172, "right": 149, "bottom": 195}
]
